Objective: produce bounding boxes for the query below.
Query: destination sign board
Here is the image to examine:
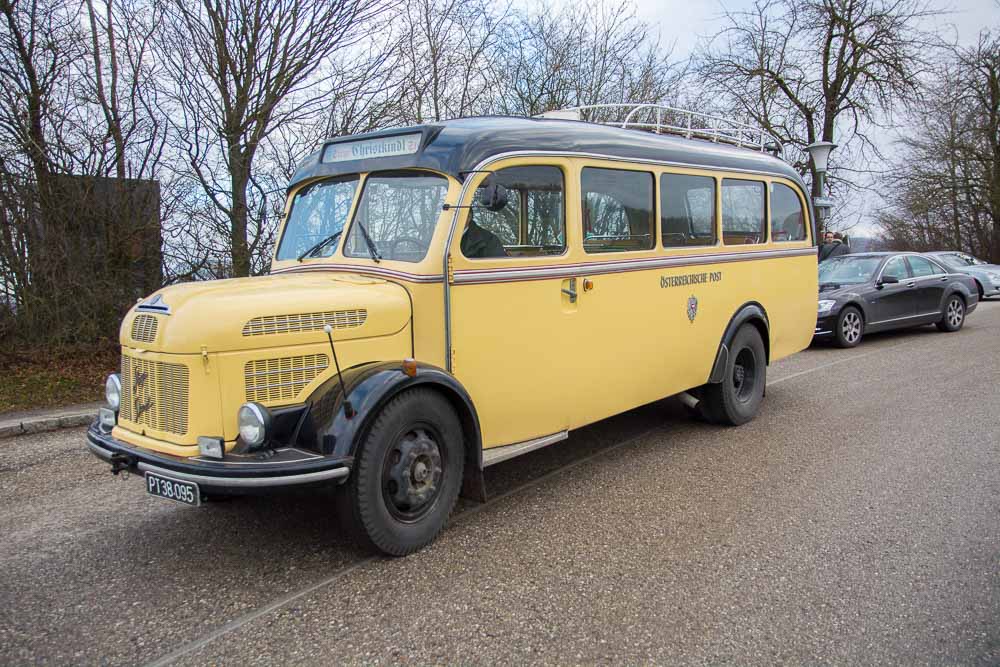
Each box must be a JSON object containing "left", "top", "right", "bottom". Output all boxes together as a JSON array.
[{"left": 322, "top": 134, "right": 422, "bottom": 164}]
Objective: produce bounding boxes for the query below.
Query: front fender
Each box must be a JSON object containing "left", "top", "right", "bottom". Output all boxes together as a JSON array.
[{"left": 297, "top": 361, "right": 483, "bottom": 467}]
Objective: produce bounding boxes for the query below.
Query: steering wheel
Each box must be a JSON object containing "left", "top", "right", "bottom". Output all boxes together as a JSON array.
[{"left": 389, "top": 236, "right": 425, "bottom": 260}]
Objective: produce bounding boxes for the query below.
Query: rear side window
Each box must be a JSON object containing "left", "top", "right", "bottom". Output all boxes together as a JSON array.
[
  {"left": 770, "top": 183, "right": 806, "bottom": 242},
  {"left": 582, "top": 167, "right": 655, "bottom": 253},
  {"left": 465, "top": 166, "right": 565, "bottom": 258},
  {"left": 661, "top": 174, "right": 716, "bottom": 247},
  {"left": 722, "top": 179, "right": 766, "bottom": 245}
]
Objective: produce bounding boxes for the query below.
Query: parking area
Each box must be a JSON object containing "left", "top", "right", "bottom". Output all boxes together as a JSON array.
[{"left": 1, "top": 302, "right": 999, "bottom": 666}]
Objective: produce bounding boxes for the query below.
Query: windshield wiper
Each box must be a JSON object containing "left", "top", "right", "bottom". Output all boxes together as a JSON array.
[
  {"left": 355, "top": 221, "right": 381, "bottom": 263},
  {"left": 297, "top": 230, "right": 344, "bottom": 262}
]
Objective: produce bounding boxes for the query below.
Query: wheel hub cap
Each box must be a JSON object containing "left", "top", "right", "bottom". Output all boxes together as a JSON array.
[{"left": 385, "top": 429, "right": 442, "bottom": 517}]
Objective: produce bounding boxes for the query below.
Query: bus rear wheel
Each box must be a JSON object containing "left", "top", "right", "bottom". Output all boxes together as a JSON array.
[
  {"left": 336, "top": 388, "right": 464, "bottom": 556},
  {"left": 701, "top": 324, "right": 766, "bottom": 426}
]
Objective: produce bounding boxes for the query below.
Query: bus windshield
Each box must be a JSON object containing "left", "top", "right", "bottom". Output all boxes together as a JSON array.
[
  {"left": 818, "top": 256, "right": 883, "bottom": 285},
  {"left": 275, "top": 176, "right": 360, "bottom": 261},
  {"left": 344, "top": 171, "right": 449, "bottom": 263}
]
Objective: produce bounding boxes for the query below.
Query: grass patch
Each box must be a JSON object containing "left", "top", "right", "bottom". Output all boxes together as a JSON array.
[{"left": 0, "top": 341, "right": 119, "bottom": 413}]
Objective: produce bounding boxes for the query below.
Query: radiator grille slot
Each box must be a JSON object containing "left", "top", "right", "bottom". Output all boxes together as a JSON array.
[
  {"left": 130, "top": 314, "right": 159, "bottom": 343},
  {"left": 119, "top": 355, "right": 190, "bottom": 435},
  {"left": 242, "top": 309, "right": 367, "bottom": 336},
  {"left": 244, "top": 354, "right": 329, "bottom": 403}
]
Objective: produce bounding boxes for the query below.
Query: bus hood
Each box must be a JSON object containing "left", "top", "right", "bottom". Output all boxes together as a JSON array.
[{"left": 120, "top": 272, "right": 411, "bottom": 354}]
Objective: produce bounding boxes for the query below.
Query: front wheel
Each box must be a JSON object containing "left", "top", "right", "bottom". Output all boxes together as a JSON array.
[
  {"left": 936, "top": 294, "right": 965, "bottom": 332},
  {"left": 834, "top": 306, "right": 864, "bottom": 348},
  {"left": 336, "top": 388, "right": 464, "bottom": 556},
  {"left": 701, "top": 324, "right": 766, "bottom": 426}
]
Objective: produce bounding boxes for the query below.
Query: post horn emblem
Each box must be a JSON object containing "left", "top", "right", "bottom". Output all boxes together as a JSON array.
[{"left": 687, "top": 295, "right": 698, "bottom": 323}]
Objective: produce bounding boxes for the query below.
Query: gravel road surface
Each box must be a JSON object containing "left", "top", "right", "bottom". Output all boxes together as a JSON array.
[{"left": 2, "top": 302, "right": 998, "bottom": 665}]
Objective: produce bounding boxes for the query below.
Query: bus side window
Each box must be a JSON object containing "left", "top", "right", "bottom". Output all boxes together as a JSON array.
[
  {"left": 582, "top": 167, "right": 655, "bottom": 253},
  {"left": 465, "top": 165, "right": 566, "bottom": 258},
  {"left": 722, "top": 179, "right": 766, "bottom": 245},
  {"left": 661, "top": 173, "right": 716, "bottom": 247},
  {"left": 770, "top": 182, "right": 806, "bottom": 242}
]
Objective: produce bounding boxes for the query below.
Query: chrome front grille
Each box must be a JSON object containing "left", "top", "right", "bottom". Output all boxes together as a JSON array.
[
  {"left": 131, "top": 314, "right": 159, "bottom": 343},
  {"left": 244, "top": 354, "right": 329, "bottom": 403},
  {"left": 119, "top": 355, "right": 190, "bottom": 435},
  {"left": 242, "top": 309, "right": 367, "bottom": 336}
]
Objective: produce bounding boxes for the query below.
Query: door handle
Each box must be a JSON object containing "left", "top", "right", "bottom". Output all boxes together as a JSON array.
[
  {"left": 939, "top": 276, "right": 948, "bottom": 282},
  {"left": 561, "top": 278, "right": 577, "bottom": 303},
  {"left": 905, "top": 281, "right": 915, "bottom": 288}
]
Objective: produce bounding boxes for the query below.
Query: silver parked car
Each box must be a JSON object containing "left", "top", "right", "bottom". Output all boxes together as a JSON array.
[{"left": 924, "top": 251, "right": 1000, "bottom": 299}]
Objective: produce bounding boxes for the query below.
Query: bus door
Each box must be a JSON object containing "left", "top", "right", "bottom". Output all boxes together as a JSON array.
[{"left": 448, "top": 162, "right": 576, "bottom": 448}]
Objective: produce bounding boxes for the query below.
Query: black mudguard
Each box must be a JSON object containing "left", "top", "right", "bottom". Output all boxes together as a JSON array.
[{"left": 708, "top": 302, "right": 771, "bottom": 384}]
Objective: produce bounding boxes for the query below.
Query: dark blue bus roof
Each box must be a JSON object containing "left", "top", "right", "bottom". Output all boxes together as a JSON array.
[{"left": 287, "top": 116, "right": 807, "bottom": 192}]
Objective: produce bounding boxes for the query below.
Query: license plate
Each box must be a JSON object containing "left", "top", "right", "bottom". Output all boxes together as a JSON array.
[{"left": 144, "top": 471, "right": 200, "bottom": 507}]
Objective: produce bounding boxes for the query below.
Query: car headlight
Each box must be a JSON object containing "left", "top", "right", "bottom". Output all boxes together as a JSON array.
[
  {"left": 105, "top": 373, "right": 121, "bottom": 411},
  {"left": 237, "top": 402, "right": 271, "bottom": 449},
  {"left": 817, "top": 299, "right": 836, "bottom": 315}
]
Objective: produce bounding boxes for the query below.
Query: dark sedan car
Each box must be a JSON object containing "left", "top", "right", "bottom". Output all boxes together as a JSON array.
[{"left": 814, "top": 252, "right": 979, "bottom": 348}]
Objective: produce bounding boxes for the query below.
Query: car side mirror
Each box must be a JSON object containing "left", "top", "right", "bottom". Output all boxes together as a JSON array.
[
  {"left": 476, "top": 183, "right": 508, "bottom": 212},
  {"left": 879, "top": 275, "right": 900, "bottom": 286}
]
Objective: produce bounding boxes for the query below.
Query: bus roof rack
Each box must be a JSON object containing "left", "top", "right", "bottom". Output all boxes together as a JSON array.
[{"left": 537, "top": 104, "right": 784, "bottom": 158}]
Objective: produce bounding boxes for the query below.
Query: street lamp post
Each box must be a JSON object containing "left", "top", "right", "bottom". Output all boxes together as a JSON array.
[{"left": 805, "top": 141, "right": 837, "bottom": 231}]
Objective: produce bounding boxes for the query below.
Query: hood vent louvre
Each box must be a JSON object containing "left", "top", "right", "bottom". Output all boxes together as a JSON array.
[
  {"left": 245, "top": 354, "right": 329, "bottom": 403},
  {"left": 131, "top": 314, "right": 159, "bottom": 343},
  {"left": 242, "top": 309, "right": 367, "bottom": 337}
]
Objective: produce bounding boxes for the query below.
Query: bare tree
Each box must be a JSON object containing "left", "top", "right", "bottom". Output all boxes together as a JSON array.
[
  {"left": 697, "top": 0, "right": 937, "bottom": 207},
  {"left": 879, "top": 31, "right": 1000, "bottom": 261},
  {"left": 158, "top": 0, "right": 393, "bottom": 277}
]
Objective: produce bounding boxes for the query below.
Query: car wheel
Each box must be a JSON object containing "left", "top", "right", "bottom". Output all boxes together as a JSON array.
[
  {"left": 975, "top": 281, "right": 984, "bottom": 300},
  {"left": 936, "top": 294, "right": 965, "bottom": 332},
  {"left": 336, "top": 388, "right": 464, "bottom": 556},
  {"left": 701, "top": 324, "right": 766, "bottom": 426},
  {"left": 834, "top": 306, "right": 863, "bottom": 348}
]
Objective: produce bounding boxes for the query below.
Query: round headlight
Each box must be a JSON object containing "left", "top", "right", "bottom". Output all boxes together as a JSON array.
[
  {"left": 105, "top": 373, "right": 121, "bottom": 411},
  {"left": 238, "top": 402, "right": 271, "bottom": 448}
]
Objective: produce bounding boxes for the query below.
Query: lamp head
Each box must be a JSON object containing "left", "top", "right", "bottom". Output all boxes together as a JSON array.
[{"left": 805, "top": 141, "right": 837, "bottom": 174}]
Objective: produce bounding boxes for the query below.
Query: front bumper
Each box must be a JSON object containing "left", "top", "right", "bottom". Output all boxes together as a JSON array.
[
  {"left": 814, "top": 313, "right": 837, "bottom": 337},
  {"left": 86, "top": 423, "right": 351, "bottom": 494}
]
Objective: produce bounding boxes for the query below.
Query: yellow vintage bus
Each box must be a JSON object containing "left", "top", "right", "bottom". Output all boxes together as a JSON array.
[{"left": 87, "top": 106, "right": 818, "bottom": 555}]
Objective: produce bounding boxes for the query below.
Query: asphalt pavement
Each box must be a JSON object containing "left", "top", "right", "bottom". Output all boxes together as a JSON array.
[{"left": 2, "top": 302, "right": 999, "bottom": 665}]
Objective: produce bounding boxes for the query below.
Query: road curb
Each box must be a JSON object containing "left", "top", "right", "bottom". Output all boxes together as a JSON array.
[{"left": 0, "top": 407, "right": 98, "bottom": 440}]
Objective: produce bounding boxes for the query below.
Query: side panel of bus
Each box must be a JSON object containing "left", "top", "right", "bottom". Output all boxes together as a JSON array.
[{"left": 449, "top": 155, "right": 816, "bottom": 448}]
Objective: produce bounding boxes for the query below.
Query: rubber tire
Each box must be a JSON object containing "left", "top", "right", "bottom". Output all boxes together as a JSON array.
[
  {"left": 701, "top": 324, "right": 766, "bottom": 426},
  {"left": 336, "top": 388, "right": 464, "bottom": 556},
  {"left": 834, "top": 306, "right": 864, "bottom": 348},
  {"left": 936, "top": 294, "right": 966, "bottom": 332}
]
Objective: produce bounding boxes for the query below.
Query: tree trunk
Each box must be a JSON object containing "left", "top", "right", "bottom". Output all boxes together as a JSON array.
[{"left": 229, "top": 147, "right": 251, "bottom": 277}]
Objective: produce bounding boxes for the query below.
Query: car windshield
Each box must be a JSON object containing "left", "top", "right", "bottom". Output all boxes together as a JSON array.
[
  {"left": 275, "top": 176, "right": 360, "bottom": 261},
  {"left": 818, "top": 256, "right": 883, "bottom": 285},
  {"left": 344, "top": 171, "right": 449, "bottom": 263},
  {"left": 936, "top": 253, "right": 969, "bottom": 269}
]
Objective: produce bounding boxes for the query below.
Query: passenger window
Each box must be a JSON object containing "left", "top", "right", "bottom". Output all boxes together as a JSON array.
[
  {"left": 770, "top": 183, "right": 806, "bottom": 242},
  {"left": 908, "top": 256, "right": 942, "bottom": 277},
  {"left": 661, "top": 173, "right": 716, "bottom": 247},
  {"left": 882, "top": 257, "right": 910, "bottom": 281},
  {"left": 722, "top": 179, "right": 766, "bottom": 245},
  {"left": 582, "top": 167, "right": 655, "bottom": 253},
  {"left": 464, "top": 166, "right": 565, "bottom": 258}
]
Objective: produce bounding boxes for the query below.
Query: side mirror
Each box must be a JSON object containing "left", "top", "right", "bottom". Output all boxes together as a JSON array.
[
  {"left": 879, "top": 274, "right": 900, "bottom": 286},
  {"left": 476, "top": 183, "right": 508, "bottom": 212}
]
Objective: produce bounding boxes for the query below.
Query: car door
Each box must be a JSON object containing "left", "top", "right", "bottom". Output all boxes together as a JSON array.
[
  {"left": 906, "top": 255, "right": 948, "bottom": 317},
  {"left": 867, "top": 256, "right": 916, "bottom": 327}
]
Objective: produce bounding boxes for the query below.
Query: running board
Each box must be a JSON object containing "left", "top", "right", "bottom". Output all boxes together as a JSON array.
[{"left": 481, "top": 431, "right": 568, "bottom": 467}]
